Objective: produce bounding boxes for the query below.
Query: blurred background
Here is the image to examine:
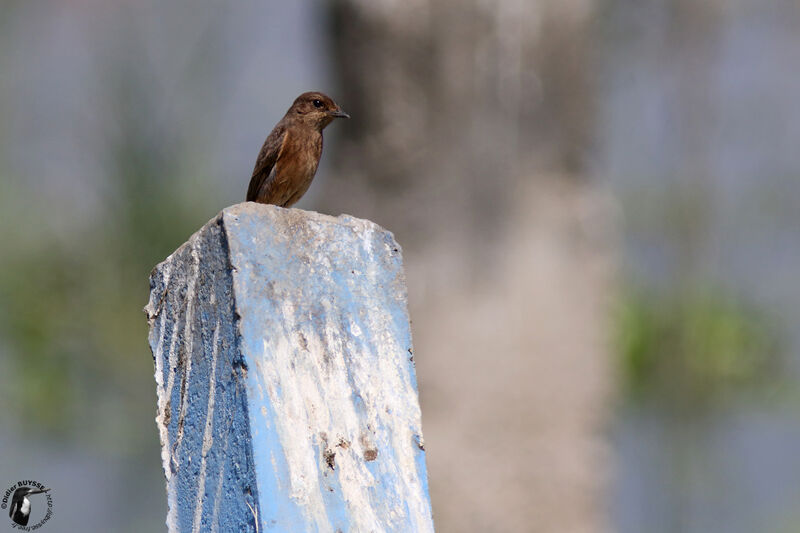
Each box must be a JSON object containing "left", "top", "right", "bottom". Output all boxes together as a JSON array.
[{"left": 1, "top": 0, "right": 798, "bottom": 531}]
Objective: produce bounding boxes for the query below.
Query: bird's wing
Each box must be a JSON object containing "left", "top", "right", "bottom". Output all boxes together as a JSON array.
[{"left": 247, "top": 123, "right": 288, "bottom": 202}]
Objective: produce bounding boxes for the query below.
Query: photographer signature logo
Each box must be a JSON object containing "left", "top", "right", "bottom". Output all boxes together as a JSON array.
[{"left": 1, "top": 480, "right": 52, "bottom": 530}]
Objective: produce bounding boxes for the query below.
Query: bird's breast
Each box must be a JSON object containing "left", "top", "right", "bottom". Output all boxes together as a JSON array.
[{"left": 279, "top": 129, "right": 322, "bottom": 181}]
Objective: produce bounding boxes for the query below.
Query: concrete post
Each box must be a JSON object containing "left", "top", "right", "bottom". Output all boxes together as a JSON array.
[{"left": 145, "top": 203, "right": 434, "bottom": 533}]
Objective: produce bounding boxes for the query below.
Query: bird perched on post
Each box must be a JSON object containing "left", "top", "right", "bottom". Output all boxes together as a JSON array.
[{"left": 247, "top": 91, "right": 349, "bottom": 207}]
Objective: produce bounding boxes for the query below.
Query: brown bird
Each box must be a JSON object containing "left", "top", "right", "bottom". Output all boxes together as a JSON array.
[{"left": 247, "top": 91, "right": 349, "bottom": 207}]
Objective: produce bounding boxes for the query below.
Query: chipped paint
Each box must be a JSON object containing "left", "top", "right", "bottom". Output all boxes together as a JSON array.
[{"left": 145, "top": 203, "right": 434, "bottom": 533}]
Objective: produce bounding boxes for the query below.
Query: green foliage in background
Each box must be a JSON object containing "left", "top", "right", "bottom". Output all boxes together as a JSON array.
[
  {"left": 0, "top": 174, "right": 216, "bottom": 454},
  {"left": 616, "top": 284, "right": 784, "bottom": 415},
  {"left": 0, "top": 39, "right": 223, "bottom": 453}
]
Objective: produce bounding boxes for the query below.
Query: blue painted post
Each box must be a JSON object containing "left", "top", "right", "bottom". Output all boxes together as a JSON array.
[{"left": 145, "top": 203, "right": 434, "bottom": 533}]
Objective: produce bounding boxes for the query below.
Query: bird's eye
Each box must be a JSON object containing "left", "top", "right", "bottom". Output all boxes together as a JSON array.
[{"left": 312, "top": 99, "right": 323, "bottom": 108}]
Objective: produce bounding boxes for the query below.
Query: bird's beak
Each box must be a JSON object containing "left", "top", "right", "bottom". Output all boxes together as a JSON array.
[
  {"left": 328, "top": 109, "right": 350, "bottom": 119},
  {"left": 28, "top": 488, "right": 49, "bottom": 495}
]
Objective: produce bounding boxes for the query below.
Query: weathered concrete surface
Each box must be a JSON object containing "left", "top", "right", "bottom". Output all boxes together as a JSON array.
[{"left": 145, "top": 202, "right": 433, "bottom": 533}]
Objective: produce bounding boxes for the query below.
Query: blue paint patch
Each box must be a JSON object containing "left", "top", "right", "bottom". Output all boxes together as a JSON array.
[
  {"left": 147, "top": 204, "right": 434, "bottom": 532},
  {"left": 147, "top": 218, "right": 260, "bottom": 532}
]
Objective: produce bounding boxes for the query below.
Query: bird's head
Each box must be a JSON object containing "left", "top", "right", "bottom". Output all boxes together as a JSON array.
[
  {"left": 288, "top": 91, "right": 349, "bottom": 130},
  {"left": 13, "top": 487, "right": 49, "bottom": 499}
]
